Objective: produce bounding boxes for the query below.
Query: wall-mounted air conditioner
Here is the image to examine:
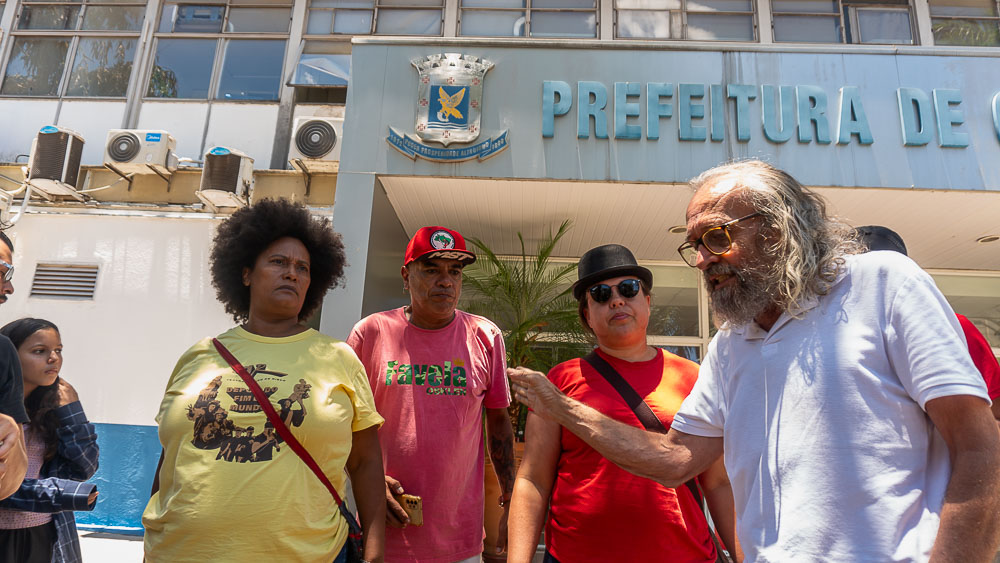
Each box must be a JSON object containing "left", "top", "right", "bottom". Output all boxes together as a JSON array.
[
  {"left": 0, "top": 190, "right": 12, "bottom": 224},
  {"left": 196, "top": 147, "right": 254, "bottom": 211},
  {"left": 26, "top": 126, "right": 85, "bottom": 201},
  {"left": 104, "top": 130, "right": 179, "bottom": 179},
  {"left": 288, "top": 117, "right": 344, "bottom": 174}
]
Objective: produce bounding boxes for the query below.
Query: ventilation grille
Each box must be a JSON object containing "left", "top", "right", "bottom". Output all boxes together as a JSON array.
[
  {"left": 202, "top": 153, "right": 242, "bottom": 192},
  {"left": 107, "top": 132, "right": 141, "bottom": 162},
  {"left": 295, "top": 119, "right": 337, "bottom": 159},
  {"left": 30, "top": 264, "right": 99, "bottom": 299},
  {"left": 30, "top": 130, "right": 84, "bottom": 188}
]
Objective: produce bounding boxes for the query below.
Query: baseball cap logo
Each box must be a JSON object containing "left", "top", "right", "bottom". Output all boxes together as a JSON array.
[{"left": 430, "top": 230, "right": 456, "bottom": 250}]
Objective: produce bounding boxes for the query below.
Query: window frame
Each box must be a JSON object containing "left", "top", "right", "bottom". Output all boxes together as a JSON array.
[
  {"left": 613, "top": 0, "right": 757, "bottom": 41},
  {"left": 927, "top": 0, "right": 1000, "bottom": 45},
  {"left": 144, "top": 0, "right": 292, "bottom": 102},
  {"left": 770, "top": 0, "right": 917, "bottom": 44},
  {"left": 303, "top": 0, "right": 445, "bottom": 38},
  {"left": 458, "top": 0, "right": 599, "bottom": 39},
  {"left": 0, "top": 0, "right": 146, "bottom": 99}
]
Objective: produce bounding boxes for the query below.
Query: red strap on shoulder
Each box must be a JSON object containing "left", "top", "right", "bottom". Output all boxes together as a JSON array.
[{"left": 212, "top": 338, "right": 345, "bottom": 506}]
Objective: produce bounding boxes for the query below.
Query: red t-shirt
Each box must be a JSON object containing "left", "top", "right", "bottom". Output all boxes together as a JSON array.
[
  {"left": 957, "top": 314, "right": 1000, "bottom": 399},
  {"left": 545, "top": 349, "right": 718, "bottom": 563}
]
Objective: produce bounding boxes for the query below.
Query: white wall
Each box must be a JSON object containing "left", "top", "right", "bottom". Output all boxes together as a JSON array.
[
  {"left": 3, "top": 211, "right": 233, "bottom": 426},
  {"left": 0, "top": 100, "right": 59, "bottom": 162},
  {"left": 55, "top": 101, "right": 128, "bottom": 165}
]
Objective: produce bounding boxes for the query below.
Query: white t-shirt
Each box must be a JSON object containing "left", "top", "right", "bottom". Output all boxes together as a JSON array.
[{"left": 673, "top": 251, "right": 989, "bottom": 562}]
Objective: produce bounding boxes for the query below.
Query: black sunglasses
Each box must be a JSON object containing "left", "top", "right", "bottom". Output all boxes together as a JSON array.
[{"left": 588, "top": 279, "right": 642, "bottom": 303}]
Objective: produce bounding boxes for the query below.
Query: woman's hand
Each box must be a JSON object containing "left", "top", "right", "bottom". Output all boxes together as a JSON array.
[
  {"left": 57, "top": 379, "right": 79, "bottom": 406},
  {"left": 88, "top": 489, "right": 99, "bottom": 507}
]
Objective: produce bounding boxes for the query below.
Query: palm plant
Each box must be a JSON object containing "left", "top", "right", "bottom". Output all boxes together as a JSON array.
[{"left": 462, "top": 220, "right": 590, "bottom": 440}]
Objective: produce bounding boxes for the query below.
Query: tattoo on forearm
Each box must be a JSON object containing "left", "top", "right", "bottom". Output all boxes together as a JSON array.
[{"left": 490, "top": 435, "right": 516, "bottom": 496}]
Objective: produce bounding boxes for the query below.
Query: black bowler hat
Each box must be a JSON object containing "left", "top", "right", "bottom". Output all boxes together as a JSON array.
[{"left": 572, "top": 244, "right": 653, "bottom": 300}]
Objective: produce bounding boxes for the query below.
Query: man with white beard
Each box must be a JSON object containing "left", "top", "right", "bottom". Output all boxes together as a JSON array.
[{"left": 508, "top": 160, "right": 1000, "bottom": 562}]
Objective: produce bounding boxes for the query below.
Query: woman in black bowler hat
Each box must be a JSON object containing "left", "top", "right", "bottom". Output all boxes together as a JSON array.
[{"left": 506, "top": 244, "right": 741, "bottom": 563}]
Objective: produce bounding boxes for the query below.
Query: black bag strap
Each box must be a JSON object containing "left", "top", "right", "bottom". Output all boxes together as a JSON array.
[{"left": 582, "top": 349, "right": 730, "bottom": 563}]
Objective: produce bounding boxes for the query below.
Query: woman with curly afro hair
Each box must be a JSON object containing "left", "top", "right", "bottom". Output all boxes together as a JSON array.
[{"left": 143, "top": 198, "right": 387, "bottom": 563}]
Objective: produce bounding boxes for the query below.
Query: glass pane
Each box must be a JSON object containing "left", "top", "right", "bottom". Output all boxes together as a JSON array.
[
  {"left": 857, "top": 8, "right": 912, "bottom": 43},
  {"left": 380, "top": 0, "right": 443, "bottom": 5},
  {"left": 158, "top": 3, "right": 176, "bottom": 32},
  {"left": 773, "top": 13, "right": 842, "bottom": 40},
  {"left": 312, "top": 0, "right": 374, "bottom": 8},
  {"left": 460, "top": 9, "right": 526, "bottom": 36},
  {"left": 1, "top": 37, "right": 70, "bottom": 96},
  {"left": 333, "top": 8, "right": 373, "bottom": 32},
  {"left": 65, "top": 37, "right": 137, "bottom": 97},
  {"left": 227, "top": 7, "right": 290, "bottom": 31},
  {"left": 17, "top": 5, "right": 80, "bottom": 29},
  {"left": 655, "top": 345, "right": 702, "bottom": 363},
  {"left": 462, "top": 0, "right": 523, "bottom": 7},
  {"left": 217, "top": 39, "right": 285, "bottom": 100},
  {"left": 306, "top": 9, "right": 333, "bottom": 33},
  {"left": 617, "top": 10, "right": 672, "bottom": 38},
  {"left": 929, "top": 0, "right": 998, "bottom": 16},
  {"left": 931, "top": 274, "right": 1000, "bottom": 349},
  {"left": 617, "top": 0, "right": 679, "bottom": 9},
  {"left": 771, "top": 0, "right": 838, "bottom": 13},
  {"left": 290, "top": 53, "right": 350, "bottom": 86},
  {"left": 688, "top": 0, "right": 751, "bottom": 11},
  {"left": 374, "top": 8, "right": 441, "bottom": 34},
  {"left": 530, "top": 11, "right": 596, "bottom": 37},
  {"left": 146, "top": 38, "right": 216, "bottom": 98},
  {"left": 533, "top": 0, "right": 594, "bottom": 8},
  {"left": 173, "top": 5, "right": 225, "bottom": 32},
  {"left": 648, "top": 265, "right": 700, "bottom": 337},
  {"left": 687, "top": 13, "right": 754, "bottom": 39},
  {"left": 931, "top": 17, "right": 1000, "bottom": 44},
  {"left": 81, "top": 5, "right": 144, "bottom": 30}
]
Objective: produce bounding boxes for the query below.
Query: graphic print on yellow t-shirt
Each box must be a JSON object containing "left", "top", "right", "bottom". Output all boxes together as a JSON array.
[{"left": 187, "top": 367, "right": 311, "bottom": 463}]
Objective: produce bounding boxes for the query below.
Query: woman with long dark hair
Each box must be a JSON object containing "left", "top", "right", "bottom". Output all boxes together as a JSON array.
[{"left": 0, "top": 318, "right": 99, "bottom": 563}]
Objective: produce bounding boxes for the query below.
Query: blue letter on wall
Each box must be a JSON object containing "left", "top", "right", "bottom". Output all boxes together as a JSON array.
[
  {"left": 679, "top": 84, "right": 707, "bottom": 141},
  {"left": 542, "top": 81, "right": 572, "bottom": 138},
  {"left": 836, "top": 86, "right": 873, "bottom": 145},
  {"left": 993, "top": 91, "right": 1000, "bottom": 142},
  {"left": 933, "top": 89, "right": 969, "bottom": 148},
  {"left": 897, "top": 88, "right": 933, "bottom": 146},
  {"left": 728, "top": 84, "right": 757, "bottom": 142},
  {"left": 761, "top": 85, "right": 794, "bottom": 143},
  {"left": 796, "top": 85, "right": 831, "bottom": 144},
  {"left": 646, "top": 83, "right": 673, "bottom": 140},
  {"left": 578, "top": 81, "right": 609, "bottom": 139},
  {"left": 615, "top": 82, "right": 641, "bottom": 140}
]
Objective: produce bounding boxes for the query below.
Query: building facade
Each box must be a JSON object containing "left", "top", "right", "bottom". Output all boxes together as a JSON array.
[{"left": 0, "top": 0, "right": 999, "bottom": 536}]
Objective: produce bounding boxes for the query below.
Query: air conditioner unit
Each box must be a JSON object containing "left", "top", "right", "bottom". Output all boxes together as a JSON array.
[
  {"left": 0, "top": 190, "right": 12, "bottom": 224},
  {"left": 104, "top": 129, "right": 179, "bottom": 177},
  {"left": 288, "top": 117, "right": 344, "bottom": 174},
  {"left": 26, "top": 126, "right": 85, "bottom": 201},
  {"left": 196, "top": 146, "right": 254, "bottom": 210}
]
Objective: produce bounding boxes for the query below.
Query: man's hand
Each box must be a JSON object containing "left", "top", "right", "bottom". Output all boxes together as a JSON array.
[
  {"left": 0, "top": 415, "right": 26, "bottom": 500},
  {"left": 495, "top": 500, "right": 510, "bottom": 554},
  {"left": 57, "top": 378, "right": 79, "bottom": 407},
  {"left": 384, "top": 475, "right": 410, "bottom": 528},
  {"left": 507, "top": 367, "right": 566, "bottom": 420}
]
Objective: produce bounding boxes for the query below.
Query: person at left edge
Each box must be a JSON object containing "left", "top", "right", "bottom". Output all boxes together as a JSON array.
[
  {"left": 0, "top": 230, "right": 30, "bottom": 501},
  {"left": 348, "top": 226, "right": 514, "bottom": 563},
  {"left": 143, "top": 199, "right": 386, "bottom": 563}
]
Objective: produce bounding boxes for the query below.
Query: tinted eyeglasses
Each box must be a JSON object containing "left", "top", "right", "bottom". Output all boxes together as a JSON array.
[
  {"left": 677, "top": 212, "right": 762, "bottom": 267},
  {"left": 0, "top": 259, "right": 12, "bottom": 282},
  {"left": 588, "top": 279, "right": 642, "bottom": 303}
]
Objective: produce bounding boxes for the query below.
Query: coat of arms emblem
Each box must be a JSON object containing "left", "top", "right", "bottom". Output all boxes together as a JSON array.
[{"left": 387, "top": 53, "right": 509, "bottom": 162}]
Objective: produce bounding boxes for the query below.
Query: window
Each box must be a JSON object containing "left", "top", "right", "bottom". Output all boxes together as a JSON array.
[
  {"left": 928, "top": 0, "right": 1000, "bottom": 45},
  {"left": 147, "top": 1, "right": 290, "bottom": 100},
  {"left": 771, "top": 0, "right": 914, "bottom": 43},
  {"left": 0, "top": 0, "right": 144, "bottom": 97},
  {"left": 459, "top": 0, "right": 597, "bottom": 38},
  {"left": 616, "top": 0, "right": 755, "bottom": 40},
  {"left": 305, "top": 0, "right": 444, "bottom": 36},
  {"left": 930, "top": 272, "right": 1000, "bottom": 351}
]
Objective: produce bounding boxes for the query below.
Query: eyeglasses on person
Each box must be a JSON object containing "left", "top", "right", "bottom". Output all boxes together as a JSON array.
[
  {"left": 0, "top": 259, "right": 12, "bottom": 282},
  {"left": 588, "top": 279, "right": 642, "bottom": 303},
  {"left": 677, "top": 212, "right": 762, "bottom": 267}
]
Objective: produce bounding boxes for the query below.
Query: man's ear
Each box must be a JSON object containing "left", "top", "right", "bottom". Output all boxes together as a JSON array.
[{"left": 401, "top": 265, "right": 410, "bottom": 290}]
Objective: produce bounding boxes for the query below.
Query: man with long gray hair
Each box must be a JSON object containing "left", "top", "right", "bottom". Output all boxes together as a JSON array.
[{"left": 509, "top": 160, "right": 1000, "bottom": 562}]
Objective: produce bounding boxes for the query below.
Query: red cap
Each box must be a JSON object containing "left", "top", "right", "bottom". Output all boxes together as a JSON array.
[{"left": 404, "top": 226, "right": 476, "bottom": 266}]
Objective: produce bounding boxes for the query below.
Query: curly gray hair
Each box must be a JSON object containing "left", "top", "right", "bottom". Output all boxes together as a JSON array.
[{"left": 689, "top": 160, "right": 862, "bottom": 313}]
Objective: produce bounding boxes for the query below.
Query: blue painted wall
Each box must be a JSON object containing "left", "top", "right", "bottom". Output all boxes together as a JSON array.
[{"left": 77, "top": 423, "right": 160, "bottom": 535}]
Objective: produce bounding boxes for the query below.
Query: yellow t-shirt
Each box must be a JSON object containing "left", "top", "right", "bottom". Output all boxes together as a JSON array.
[{"left": 143, "top": 327, "right": 383, "bottom": 562}]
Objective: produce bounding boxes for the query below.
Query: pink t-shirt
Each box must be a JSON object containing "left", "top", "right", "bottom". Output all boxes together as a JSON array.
[{"left": 348, "top": 308, "right": 509, "bottom": 563}]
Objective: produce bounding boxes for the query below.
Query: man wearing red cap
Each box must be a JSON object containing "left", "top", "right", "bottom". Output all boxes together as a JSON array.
[{"left": 348, "top": 226, "right": 514, "bottom": 563}]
